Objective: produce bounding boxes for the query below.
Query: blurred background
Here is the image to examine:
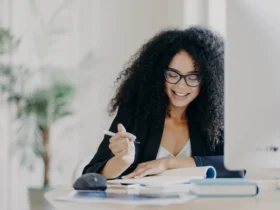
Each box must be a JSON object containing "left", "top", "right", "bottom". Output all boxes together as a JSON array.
[{"left": 0, "top": 0, "right": 226, "bottom": 209}]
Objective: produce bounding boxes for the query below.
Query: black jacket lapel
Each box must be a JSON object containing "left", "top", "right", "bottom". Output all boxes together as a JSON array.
[
  {"left": 140, "top": 110, "right": 165, "bottom": 163},
  {"left": 189, "top": 123, "right": 207, "bottom": 156}
]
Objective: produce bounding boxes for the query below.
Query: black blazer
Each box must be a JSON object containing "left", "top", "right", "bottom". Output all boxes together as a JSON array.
[{"left": 83, "top": 104, "right": 244, "bottom": 178}]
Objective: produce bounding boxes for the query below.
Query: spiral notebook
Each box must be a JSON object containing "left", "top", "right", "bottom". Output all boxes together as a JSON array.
[{"left": 107, "top": 166, "right": 216, "bottom": 187}]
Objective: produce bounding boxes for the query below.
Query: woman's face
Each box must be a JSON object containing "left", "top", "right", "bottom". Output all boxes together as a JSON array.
[{"left": 164, "top": 50, "right": 201, "bottom": 109}]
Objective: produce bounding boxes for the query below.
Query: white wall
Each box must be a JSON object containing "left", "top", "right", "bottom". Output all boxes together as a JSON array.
[{"left": 183, "top": 0, "right": 226, "bottom": 37}]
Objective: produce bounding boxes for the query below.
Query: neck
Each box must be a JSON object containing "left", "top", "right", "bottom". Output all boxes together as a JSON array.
[{"left": 168, "top": 104, "right": 187, "bottom": 121}]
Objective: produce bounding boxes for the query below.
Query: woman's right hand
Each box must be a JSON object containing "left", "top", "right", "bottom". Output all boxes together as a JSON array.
[{"left": 108, "top": 124, "right": 136, "bottom": 165}]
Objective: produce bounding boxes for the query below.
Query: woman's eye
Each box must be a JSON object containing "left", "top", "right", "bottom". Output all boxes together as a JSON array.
[
  {"left": 189, "top": 75, "right": 199, "bottom": 80},
  {"left": 167, "top": 72, "right": 178, "bottom": 77}
]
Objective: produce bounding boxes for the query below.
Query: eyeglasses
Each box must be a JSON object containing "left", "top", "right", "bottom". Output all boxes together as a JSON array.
[{"left": 164, "top": 68, "right": 202, "bottom": 87}]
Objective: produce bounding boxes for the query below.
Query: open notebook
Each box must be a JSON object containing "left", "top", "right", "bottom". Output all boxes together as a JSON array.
[{"left": 107, "top": 166, "right": 216, "bottom": 187}]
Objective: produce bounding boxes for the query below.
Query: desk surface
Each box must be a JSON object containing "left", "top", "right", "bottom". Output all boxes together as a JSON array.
[{"left": 45, "top": 180, "right": 280, "bottom": 210}]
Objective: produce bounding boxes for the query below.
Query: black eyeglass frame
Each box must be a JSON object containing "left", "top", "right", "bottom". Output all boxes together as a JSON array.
[{"left": 163, "top": 68, "right": 203, "bottom": 87}]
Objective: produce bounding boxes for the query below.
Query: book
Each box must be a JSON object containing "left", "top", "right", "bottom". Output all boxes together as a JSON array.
[
  {"left": 55, "top": 190, "right": 196, "bottom": 206},
  {"left": 107, "top": 166, "right": 216, "bottom": 187},
  {"left": 189, "top": 178, "right": 259, "bottom": 197}
]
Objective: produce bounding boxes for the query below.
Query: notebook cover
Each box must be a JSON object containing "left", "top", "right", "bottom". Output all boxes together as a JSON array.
[{"left": 189, "top": 178, "right": 259, "bottom": 197}]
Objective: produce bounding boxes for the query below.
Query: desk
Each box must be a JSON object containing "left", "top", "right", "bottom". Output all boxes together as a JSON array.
[{"left": 45, "top": 180, "right": 280, "bottom": 210}]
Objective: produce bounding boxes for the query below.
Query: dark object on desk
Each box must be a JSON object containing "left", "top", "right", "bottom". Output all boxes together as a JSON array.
[{"left": 73, "top": 173, "right": 107, "bottom": 191}]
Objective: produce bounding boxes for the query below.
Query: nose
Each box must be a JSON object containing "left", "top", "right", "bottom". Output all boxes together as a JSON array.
[{"left": 176, "top": 77, "right": 188, "bottom": 89}]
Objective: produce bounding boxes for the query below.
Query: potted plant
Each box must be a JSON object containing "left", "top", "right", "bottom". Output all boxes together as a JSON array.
[
  {"left": 10, "top": 76, "right": 76, "bottom": 188},
  {"left": 1, "top": 28, "right": 76, "bottom": 210}
]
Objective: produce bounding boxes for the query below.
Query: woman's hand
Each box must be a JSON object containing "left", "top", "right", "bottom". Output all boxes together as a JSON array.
[
  {"left": 122, "top": 157, "right": 197, "bottom": 179},
  {"left": 123, "top": 158, "right": 169, "bottom": 179},
  {"left": 108, "top": 124, "right": 136, "bottom": 165}
]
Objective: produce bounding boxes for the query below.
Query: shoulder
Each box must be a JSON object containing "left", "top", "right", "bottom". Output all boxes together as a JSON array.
[{"left": 114, "top": 103, "right": 132, "bottom": 122}]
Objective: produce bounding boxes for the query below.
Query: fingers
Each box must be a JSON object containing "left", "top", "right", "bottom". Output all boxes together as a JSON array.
[
  {"left": 110, "top": 143, "right": 126, "bottom": 155},
  {"left": 108, "top": 123, "right": 136, "bottom": 158},
  {"left": 119, "top": 132, "right": 136, "bottom": 141},
  {"left": 116, "top": 148, "right": 134, "bottom": 162},
  {"left": 134, "top": 168, "right": 155, "bottom": 178},
  {"left": 125, "top": 168, "right": 155, "bottom": 179},
  {"left": 109, "top": 137, "right": 128, "bottom": 148},
  {"left": 118, "top": 123, "right": 136, "bottom": 140},
  {"left": 123, "top": 163, "right": 147, "bottom": 179},
  {"left": 109, "top": 124, "right": 136, "bottom": 143},
  {"left": 109, "top": 138, "right": 135, "bottom": 156},
  {"left": 109, "top": 138, "right": 129, "bottom": 155},
  {"left": 117, "top": 123, "right": 126, "bottom": 133},
  {"left": 124, "top": 168, "right": 146, "bottom": 179},
  {"left": 116, "top": 148, "right": 128, "bottom": 157}
]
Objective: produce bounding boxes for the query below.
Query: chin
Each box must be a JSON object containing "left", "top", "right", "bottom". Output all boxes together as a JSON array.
[
  {"left": 168, "top": 97, "right": 190, "bottom": 107},
  {"left": 170, "top": 101, "right": 189, "bottom": 108}
]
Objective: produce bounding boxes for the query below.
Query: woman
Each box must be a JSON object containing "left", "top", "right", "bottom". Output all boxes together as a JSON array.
[{"left": 83, "top": 26, "right": 244, "bottom": 179}]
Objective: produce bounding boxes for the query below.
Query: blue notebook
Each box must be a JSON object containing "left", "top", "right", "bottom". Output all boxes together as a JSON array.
[{"left": 189, "top": 178, "right": 259, "bottom": 197}]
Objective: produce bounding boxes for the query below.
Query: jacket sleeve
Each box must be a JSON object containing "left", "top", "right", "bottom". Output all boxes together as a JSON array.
[
  {"left": 192, "top": 140, "right": 245, "bottom": 178},
  {"left": 82, "top": 104, "right": 129, "bottom": 175}
]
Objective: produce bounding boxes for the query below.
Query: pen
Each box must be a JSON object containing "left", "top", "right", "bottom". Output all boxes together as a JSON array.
[{"left": 103, "top": 130, "right": 140, "bottom": 144}]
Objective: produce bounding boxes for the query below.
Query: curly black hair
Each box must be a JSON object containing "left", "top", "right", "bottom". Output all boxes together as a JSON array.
[{"left": 109, "top": 26, "right": 224, "bottom": 145}]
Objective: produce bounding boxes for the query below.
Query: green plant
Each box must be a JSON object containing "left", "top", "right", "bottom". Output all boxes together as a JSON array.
[
  {"left": 1, "top": 27, "right": 76, "bottom": 188},
  {"left": 0, "top": 28, "right": 20, "bottom": 55},
  {"left": 0, "top": 28, "right": 21, "bottom": 99},
  {"left": 10, "top": 77, "right": 75, "bottom": 188}
]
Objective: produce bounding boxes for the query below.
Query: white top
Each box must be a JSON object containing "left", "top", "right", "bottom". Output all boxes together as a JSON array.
[{"left": 156, "top": 140, "right": 191, "bottom": 159}]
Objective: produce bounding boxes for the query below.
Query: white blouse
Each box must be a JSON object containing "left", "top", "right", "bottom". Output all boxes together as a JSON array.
[{"left": 156, "top": 140, "right": 191, "bottom": 159}]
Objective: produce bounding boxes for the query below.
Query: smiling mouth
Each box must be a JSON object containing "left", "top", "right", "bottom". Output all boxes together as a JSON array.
[{"left": 172, "top": 90, "right": 189, "bottom": 97}]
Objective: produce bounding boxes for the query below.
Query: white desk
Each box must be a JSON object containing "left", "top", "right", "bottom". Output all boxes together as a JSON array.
[{"left": 45, "top": 180, "right": 280, "bottom": 210}]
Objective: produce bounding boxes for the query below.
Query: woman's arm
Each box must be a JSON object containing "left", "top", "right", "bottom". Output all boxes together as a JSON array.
[
  {"left": 100, "top": 155, "right": 133, "bottom": 179},
  {"left": 82, "top": 104, "right": 134, "bottom": 179}
]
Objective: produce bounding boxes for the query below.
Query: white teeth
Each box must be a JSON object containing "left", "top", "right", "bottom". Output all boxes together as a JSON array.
[{"left": 174, "top": 91, "right": 188, "bottom": 96}]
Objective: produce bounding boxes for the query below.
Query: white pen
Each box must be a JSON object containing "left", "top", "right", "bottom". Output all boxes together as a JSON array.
[{"left": 103, "top": 130, "right": 140, "bottom": 144}]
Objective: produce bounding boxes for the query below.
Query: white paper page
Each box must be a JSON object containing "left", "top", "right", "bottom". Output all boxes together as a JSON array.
[
  {"left": 107, "top": 176, "right": 203, "bottom": 186},
  {"left": 158, "top": 166, "right": 215, "bottom": 177},
  {"left": 107, "top": 166, "right": 215, "bottom": 186},
  {"left": 55, "top": 190, "right": 197, "bottom": 206}
]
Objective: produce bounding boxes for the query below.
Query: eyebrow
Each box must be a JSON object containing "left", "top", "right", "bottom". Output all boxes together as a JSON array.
[{"left": 168, "top": 68, "right": 198, "bottom": 74}]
